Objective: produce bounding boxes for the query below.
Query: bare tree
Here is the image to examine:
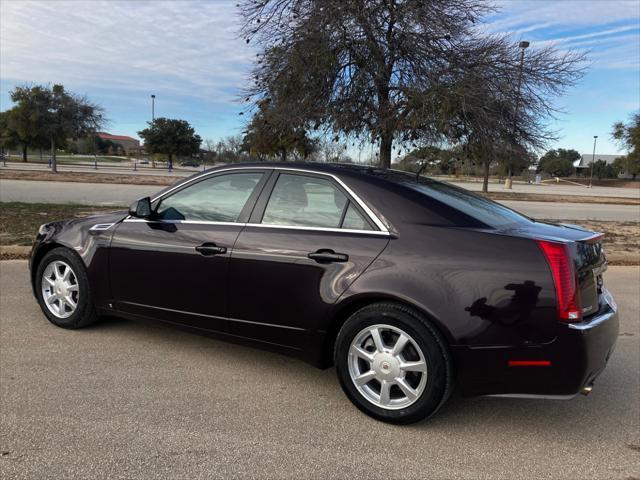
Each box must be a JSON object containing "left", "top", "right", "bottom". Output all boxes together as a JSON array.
[{"left": 240, "top": 0, "right": 585, "bottom": 175}]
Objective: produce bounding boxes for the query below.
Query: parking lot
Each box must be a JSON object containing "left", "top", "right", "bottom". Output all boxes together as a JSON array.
[{"left": 1, "top": 260, "right": 638, "bottom": 479}]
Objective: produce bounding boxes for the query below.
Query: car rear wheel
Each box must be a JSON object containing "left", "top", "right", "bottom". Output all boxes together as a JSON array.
[
  {"left": 334, "top": 302, "right": 453, "bottom": 424},
  {"left": 35, "top": 247, "right": 99, "bottom": 329}
]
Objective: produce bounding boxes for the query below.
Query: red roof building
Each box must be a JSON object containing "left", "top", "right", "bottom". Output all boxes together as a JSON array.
[{"left": 96, "top": 132, "right": 140, "bottom": 153}]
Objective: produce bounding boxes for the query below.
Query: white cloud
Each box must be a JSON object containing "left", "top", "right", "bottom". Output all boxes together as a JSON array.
[
  {"left": 0, "top": 0, "right": 255, "bottom": 103},
  {"left": 488, "top": 0, "right": 639, "bottom": 33}
]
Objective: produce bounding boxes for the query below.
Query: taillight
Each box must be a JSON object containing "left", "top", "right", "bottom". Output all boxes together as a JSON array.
[{"left": 536, "top": 240, "right": 582, "bottom": 322}]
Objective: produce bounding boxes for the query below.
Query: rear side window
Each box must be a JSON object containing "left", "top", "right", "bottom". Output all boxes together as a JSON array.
[
  {"left": 405, "top": 179, "right": 532, "bottom": 228},
  {"left": 342, "top": 203, "right": 373, "bottom": 230},
  {"left": 155, "top": 172, "right": 263, "bottom": 222},
  {"left": 261, "top": 173, "right": 374, "bottom": 230}
]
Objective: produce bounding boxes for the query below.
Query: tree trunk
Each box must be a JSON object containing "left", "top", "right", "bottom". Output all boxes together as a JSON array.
[
  {"left": 50, "top": 137, "right": 57, "bottom": 173},
  {"left": 280, "top": 148, "right": 287, "bottom": 162},
  {"left": 168, "top": 153, "right": 173, "bottom": 171},
  {"left": 379, "top": 133, "right": 393, "bottom": 169},
  {"left": 482, "top": 159, "right": 490, "bottom": 193},
  {"left": 22, "top": 145, "right": 28, "bottom": 162}
]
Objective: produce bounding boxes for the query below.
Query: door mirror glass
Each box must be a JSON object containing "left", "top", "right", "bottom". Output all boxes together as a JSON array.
[{"left": 129, "top": 197, "right": 152, "bottom": 218}]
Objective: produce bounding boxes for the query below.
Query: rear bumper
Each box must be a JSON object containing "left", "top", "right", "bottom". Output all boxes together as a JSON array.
[{"left": 453, "top": 288, "right": 619, "bottom": 397}]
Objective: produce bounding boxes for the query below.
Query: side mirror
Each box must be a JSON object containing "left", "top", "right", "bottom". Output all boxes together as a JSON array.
[{"left": 129, "top": 197, "right": 152, "bottom": 218}]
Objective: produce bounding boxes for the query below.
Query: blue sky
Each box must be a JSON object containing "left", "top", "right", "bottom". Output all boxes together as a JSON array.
[{"left": 1, "top": 0, "right": 638, "bottom": 158}]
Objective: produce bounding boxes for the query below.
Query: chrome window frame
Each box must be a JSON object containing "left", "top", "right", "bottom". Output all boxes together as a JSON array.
[{"left": 123, "top": 166, "right": 390, "bottom": 236}]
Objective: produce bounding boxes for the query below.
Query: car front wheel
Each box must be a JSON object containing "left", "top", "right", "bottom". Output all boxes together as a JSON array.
[
  {"left": 35, "top": 247, "right": 99, "bottom": 329},
  {"left": 334, "top": 302, "right": 453, "bottom": 424}
]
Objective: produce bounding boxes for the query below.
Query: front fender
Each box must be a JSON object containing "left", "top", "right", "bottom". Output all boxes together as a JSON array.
[{"left": 29, "top": 211, "right": 127, "bottom": 306}]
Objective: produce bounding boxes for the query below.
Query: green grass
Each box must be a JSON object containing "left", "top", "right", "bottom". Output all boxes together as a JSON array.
[{"left": 0, "top": 202, "right": 117, "bottom": 246}]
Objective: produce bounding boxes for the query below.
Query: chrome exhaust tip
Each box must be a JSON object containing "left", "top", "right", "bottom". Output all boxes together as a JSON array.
[{"left": 580, "top": 385, "right": 593, "bottom": 396}]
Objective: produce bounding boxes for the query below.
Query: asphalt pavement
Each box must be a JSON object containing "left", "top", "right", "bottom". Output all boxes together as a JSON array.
[
  {"left": 1, "top": 261, "right": 639, "bottom": 479},
  {"left": 2, "top": 179, "right": 639, "bottom": 221}
]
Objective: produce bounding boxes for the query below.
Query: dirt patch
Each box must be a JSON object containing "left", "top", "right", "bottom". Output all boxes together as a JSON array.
[
  {"left": 0, "top": 169, "right": 176, "bottom": 186},
  {"left": 483, "top": 192, "right": 639, "bottom": 205},
  {"left": 0, "top": 245, "right": 31, "bottom": 260},
  {"left": 540, "top": 219, "right": 640, "bottom": 266},
  {"left": 0, "top": 202, "right": 118, "bottom": 246}
]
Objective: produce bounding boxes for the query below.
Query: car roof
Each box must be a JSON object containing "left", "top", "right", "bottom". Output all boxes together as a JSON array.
[{"left": 203, "top": 162, "right": 423, "bottom": 186}]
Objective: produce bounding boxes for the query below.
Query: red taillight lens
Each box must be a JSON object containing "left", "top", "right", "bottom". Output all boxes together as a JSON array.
[{"left": 537, "top": 240, "right": 582, "bottom": 322}]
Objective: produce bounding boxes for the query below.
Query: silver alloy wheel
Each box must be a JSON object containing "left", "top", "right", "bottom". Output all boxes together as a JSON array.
[
  {"left": 348, "top": 324, "right": 428, "bottom": 410},
  {"left": 41, "top": 260, "right": 79, "bottom": 319}
]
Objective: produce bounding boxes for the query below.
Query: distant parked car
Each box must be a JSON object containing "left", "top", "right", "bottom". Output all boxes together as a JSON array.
[
  {"left": 29, "top": 163, "right": 619, "bottom": 424},
  {"left": 180, "top": 160, "right": 200, "bottom": 167},
  {"left": 139, "top": 159, "right": 149, "bottom": 165}
]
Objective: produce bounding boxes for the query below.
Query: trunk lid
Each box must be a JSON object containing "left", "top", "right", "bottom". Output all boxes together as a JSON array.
[{"left": 499, "top": 221, "right": 606, "bottom": 320}]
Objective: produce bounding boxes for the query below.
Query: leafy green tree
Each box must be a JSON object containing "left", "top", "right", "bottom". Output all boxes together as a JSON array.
[
  {"left": 0, "top": 111, "right": 21, "bottom": 155},
  {"left": 611, "top": 112, "right": 639, "bottom": 179},
  {"left": 591, "top": 159, "right": 617, "bottom": 179},
  {"left": 3, "top": 86, "right": 50, "bottom": 161},
  {"left": 138, "top": 118, "right": 202, "bottom": 170},
  {"left": 538, "top": 148, "right": 580, "bottom": 177},
  {"left": 8, "top": 84, "right": 104, "bottom": 171}
]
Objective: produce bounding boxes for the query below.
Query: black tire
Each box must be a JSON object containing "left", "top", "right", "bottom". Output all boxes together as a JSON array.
[
  {"left": 35, "top": 247, "right": 99, "bottom": 329},
  {"left": 334, "top": 302, "right": 453, "bottom": 424}
]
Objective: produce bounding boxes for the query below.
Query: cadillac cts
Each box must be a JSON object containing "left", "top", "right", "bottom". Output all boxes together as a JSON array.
[{"left": 29, "top": 163, "right": 619, "bottom": 424}]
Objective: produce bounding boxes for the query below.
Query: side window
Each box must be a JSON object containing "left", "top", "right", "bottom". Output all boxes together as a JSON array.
[
  {"left": 155, "top": 172, "right": 263, "bottom": 222},
  {"left": 262, "top": 174, "right": 347, "bottom": 228},
  {"left": 342, "top": 203, "right": 373, "bottom": 231},
  {"left": 260, "top": 173, "right": 375, "bottom": 230}
]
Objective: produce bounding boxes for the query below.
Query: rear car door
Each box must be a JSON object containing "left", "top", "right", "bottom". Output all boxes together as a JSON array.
[
  {"left": 109, "top": 169, "right": 269, "bottom": 332},
  {"left": 227, "top": 170, "right": 390, "bottom": 350}
]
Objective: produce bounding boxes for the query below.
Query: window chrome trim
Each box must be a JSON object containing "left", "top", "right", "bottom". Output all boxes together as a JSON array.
[
  {"left": 121, "top": 217, "right": 389, "bottom": 236},
  {"left": 123, "top": 218, "right": 240, "bottom": 227},
  {"left": 244, "top": 223, "right": 390, "bottom": 236},
  {"left": 147, "top": 166, "right": 390, "bottom": 233}
]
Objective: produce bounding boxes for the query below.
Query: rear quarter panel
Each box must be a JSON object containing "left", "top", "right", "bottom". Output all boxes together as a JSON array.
[{"left": 338, "top": 224, "right": 558, "bottom": 347}]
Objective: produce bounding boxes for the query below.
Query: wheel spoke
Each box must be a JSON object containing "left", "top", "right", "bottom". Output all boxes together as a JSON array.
[
  {"left": 62, "top": 266, "right": 71, "bottom": 282},
  {"left": 396, "top": 378, "right": 418, "bottom": 400},
  {"left": 64, "top": 295, "right": 77, "bottom": 309},
  {"left": 400, "top": 360, "right": 427, "bottom": 373},
  {"left": 369, "top": 327, "right": 385, "bottom": 353},
  {"left": 391, "top": 333, "right": 409, "bottom": 356},
  {"left": 54, "top": 262, "right": 64, "bottom": 279},
  {"left": 350, "top": 344, "right": 375, "bottom": 363},
  {"left": 46, "top": 294, "right": 58, "bottom": 305},
  {"left": 353, "top": 370, "right": 376, "bottom": 386},
  {"left": 44, "top": 277, "right": 56, "bottom": 287},
  {"left": 67, "top": 284, "right": 79, "bottom": 292},
  {"left": 379, "top": 380, "right": 391, "bottom": 406}
]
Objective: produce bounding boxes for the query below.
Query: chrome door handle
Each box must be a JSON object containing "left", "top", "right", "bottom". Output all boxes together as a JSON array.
[
  {"left": 308, "top": 249, "right": 349, "bottom": 264},
  {"left": 195, "top": 243, "right": 227, "bottom": 256}
]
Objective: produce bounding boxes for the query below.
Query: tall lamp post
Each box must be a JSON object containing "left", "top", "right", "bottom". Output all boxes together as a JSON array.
[
  {"left": 589, "top": 135, "right": 598, "bottom": 188},
  {"left": 506, "top": 40, "right": 530, "bottom": 189},
  {"left": 150, "top": 94, "right": 156, "bottom": 121}
]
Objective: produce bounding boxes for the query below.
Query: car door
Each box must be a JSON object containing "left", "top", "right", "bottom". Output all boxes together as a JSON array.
[
  {"left": 227, "top": 170, "right": 390, "bottom": 350},
  {"left": 109, "top": 169, "right": 269, "bottom": 332}
]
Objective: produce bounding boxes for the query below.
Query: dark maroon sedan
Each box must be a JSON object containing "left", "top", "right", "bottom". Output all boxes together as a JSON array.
[{"left": 29, "top": 163, "right": 619, "bottom": 424}]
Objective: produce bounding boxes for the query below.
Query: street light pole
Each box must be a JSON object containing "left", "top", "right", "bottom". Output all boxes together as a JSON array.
[
  {"left": 589, "top": 135, "right": 598, "bottom": 188},
  {"left": 151, "top": 94, "right": 156, "bottom": 121},
  {"left": 506, "top": 40, "right": 530, "bottom": 189}
]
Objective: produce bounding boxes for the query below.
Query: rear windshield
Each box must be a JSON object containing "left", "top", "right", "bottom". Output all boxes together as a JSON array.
[{"left": 401, "top": 178, "right": 533, "bottom": 228}]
